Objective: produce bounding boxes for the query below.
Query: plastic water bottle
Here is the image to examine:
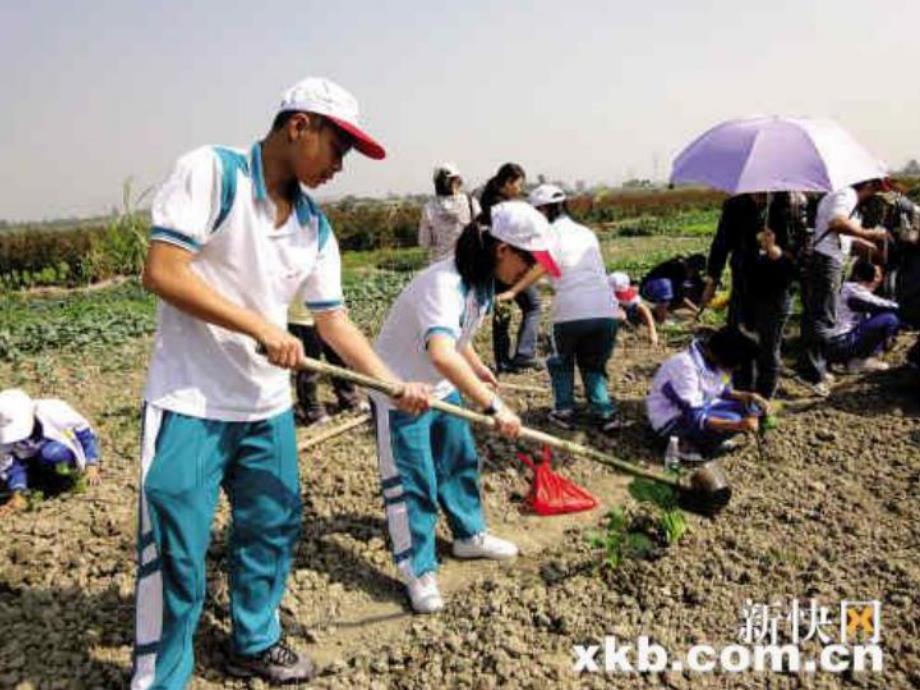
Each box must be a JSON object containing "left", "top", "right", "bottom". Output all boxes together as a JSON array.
[{"left": 664, "top": 435, "right": 681, "bottom": 472}]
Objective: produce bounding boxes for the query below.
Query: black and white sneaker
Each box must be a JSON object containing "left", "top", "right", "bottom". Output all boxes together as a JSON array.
[
  {"left": 548, "top": 409, "right": 576, "bottom": 430},
  {"left": 226, "top": 640, "right": 315, "bottom": 684},
  {"left": 599, "top": 414, "right": 631, "bottom": 433}
]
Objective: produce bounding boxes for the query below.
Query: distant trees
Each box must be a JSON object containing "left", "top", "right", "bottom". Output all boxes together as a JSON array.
[{"left": 901, "top": 159, "right": 920, "bottom": 176}]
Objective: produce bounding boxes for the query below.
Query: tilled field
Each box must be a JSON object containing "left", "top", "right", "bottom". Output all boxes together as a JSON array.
[{"left": 1, "top": 322, "right": 918, "bottom": 689}]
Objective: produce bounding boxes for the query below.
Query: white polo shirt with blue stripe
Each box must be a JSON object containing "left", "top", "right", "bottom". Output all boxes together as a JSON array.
[
  {"left": 145, "top": 143, "right": 344, "bottom": 422},
  {"left": 374, "top": 258, "right": 492, "bottom": 402}
]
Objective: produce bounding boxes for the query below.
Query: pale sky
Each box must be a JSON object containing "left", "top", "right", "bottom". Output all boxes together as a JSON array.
[{"left": 2, "top": 0, "right": 919, "bottom": 221}]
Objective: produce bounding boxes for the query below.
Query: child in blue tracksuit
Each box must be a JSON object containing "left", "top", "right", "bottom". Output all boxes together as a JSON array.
[
  {"left": 645, "top": 328, "right": 766, "bottom": 458},
  {"left": 0, "top": 388, "right": 100, "bottom": 514},
  {"left": 373, "top": 201, "right": 561, "bottom": 614}
]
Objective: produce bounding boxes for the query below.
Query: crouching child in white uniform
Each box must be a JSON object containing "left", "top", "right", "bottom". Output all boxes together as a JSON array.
[
  {"left": 646, "top": 327, "right": 767, "bottom": 459},
  {"left": 0, "top": 388, "right": 101, "bottom": 514},
  {"left": 372, "top": 201, "right": 560, "bottom": 613},
  {"left": 826, "top": 259, "right": 901, "bottom": 373}
]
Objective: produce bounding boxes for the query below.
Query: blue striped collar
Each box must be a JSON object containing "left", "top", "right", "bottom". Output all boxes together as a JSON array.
[
  {"left": 249, "top": 142, "right": 316, "bottom": 229},
  {"left": 689, "top": 339, "right": 717, "bottom": 374}
]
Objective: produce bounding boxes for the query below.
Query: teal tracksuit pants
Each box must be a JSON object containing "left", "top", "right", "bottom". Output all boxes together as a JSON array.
[
  {"left": 372, "top": 391, "right": 485, "bottom": 580},
  {"left": 131, "top": 405, "right": 301, "bottom": 690},
  {"left": 547, "top": 317, "right": 619, "bottom": 416}
]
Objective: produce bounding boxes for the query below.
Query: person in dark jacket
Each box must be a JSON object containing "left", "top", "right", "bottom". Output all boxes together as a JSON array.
[
  {"left": 478, "top": 163, "right": 542, "bottom": 373},
  {"left": 699, "top": 193, "right": 802, "bottom": 399},
  {"left": 639, "top": 253, "right": 707, "bottom": 323}
]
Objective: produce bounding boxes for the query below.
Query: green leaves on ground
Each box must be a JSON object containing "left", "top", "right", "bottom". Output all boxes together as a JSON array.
[
  {"left": 589, "top": 478, "right": 690, "bottom": 574},
  {"left": 629, "top": 478, "right": 688, "bottom": 546}
]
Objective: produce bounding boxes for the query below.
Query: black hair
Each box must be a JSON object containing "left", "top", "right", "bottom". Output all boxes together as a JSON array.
[
  {"left": 454, "top": 220, "right": 535, "bottom": 295},
  {"left": 853, "top": 178, "right": 883, "bottom": 194},
  {"left": 541, "top": 201, "right": 569, "bottom": 223},
  {"left": 434, "top": 171, "right": 459, "bottom": 197},
  {"left": 850, "top": 258, "right": 879, "bottom": 283},
  {"left": 478, "top": 162, "right": 526, "bottom": 223},
  {"left": 271, "top": 110, "right": 328, "bottom": 133},
  {"left": 705, "top": 326, "right": 759, "bottom": 371},
  {"left": 684, "top": 253, "right": 707, "bottom": 275}
]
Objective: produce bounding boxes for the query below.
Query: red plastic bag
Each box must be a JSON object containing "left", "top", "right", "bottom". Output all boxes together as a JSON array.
[{"left": 516, "top": 445, "right": 598, "bottom": 516}]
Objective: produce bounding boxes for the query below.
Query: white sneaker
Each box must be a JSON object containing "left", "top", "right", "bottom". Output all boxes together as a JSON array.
[
  {"left": 406, "top": 572, "right": 444, "bottom": 614},
  {"left": 452, "top": 532, "right": 519, "bottom": 560}
]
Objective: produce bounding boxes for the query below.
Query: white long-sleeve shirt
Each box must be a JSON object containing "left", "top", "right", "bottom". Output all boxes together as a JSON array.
[
  {"left": 830, "top": 282, "right": 899, "bottom": 338},
  {"left": 418, "top": 194, "right": 480, "bottom": 263}
]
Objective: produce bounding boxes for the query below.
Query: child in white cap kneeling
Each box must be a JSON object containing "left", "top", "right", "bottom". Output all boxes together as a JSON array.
[{"left": 0, "top": 388, "right": 101, "bottom": 514}]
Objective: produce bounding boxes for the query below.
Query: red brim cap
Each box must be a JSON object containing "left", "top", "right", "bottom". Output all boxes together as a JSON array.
[
  {"left": 615, "top": 287, "right": 638, "bottom": 302},
  {"left": 327, "top": 116, "right": 386, "bottom": 160},
  {"left": 533, "top": 250, "right": 561, "bottom": 278}
]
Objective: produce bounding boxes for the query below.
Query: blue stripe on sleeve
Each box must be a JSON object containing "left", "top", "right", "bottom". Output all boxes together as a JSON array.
[
  {"left": 305, "top": 299, "right": 344, "bottom": 312},
  {"left": 5, "top": 458, "right": 28, "bottom": 491},
  {"left": 75, "top": 427, "right": 99, "bottom": 463},
  {"left": 661, "top": 381, "right": 706, "bottom": 430},
  {"left": 424, "top": 326, "right": 459, "bottom": 347},
  {"left": 149, "top": 226, "right": 201, "bottom": 252}
]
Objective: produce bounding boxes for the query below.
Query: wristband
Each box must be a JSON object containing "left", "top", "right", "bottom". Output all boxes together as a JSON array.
[{"left": 484, "top": 395, "right": 504, "bottom": 416}]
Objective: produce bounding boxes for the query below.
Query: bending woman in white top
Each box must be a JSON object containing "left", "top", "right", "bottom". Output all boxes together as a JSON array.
[
  {"left": 507, "top": 184, "right": 623, "bottom": 432},
  {"left": 373, "top": 201, "right": 560, "bottom": 614}
]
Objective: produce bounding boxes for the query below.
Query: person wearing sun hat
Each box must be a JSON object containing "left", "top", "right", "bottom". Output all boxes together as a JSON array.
[
  {"left": 418, "top": 162, "right": 481, "bottom": 263},
  {"left": 133, "top": 76, "right": 431, "bottom": 688},
  {"left": 371, "top": 200, "right": 558, "bottom": 614},
  {"left": 0, "top": 388, "right": 101, "bottom": 516}
]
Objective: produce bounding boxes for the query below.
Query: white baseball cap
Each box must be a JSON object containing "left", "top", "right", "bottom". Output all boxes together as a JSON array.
[
  {"left": 0, "top": 389, "right": 35, "bottom": 445},
  {"left": 608, "top": 271, "right": 639, "bottom": 303},
  {"left": 489, "top": 201, "right": 561, "bottom": 277},
  {"left": 278, "top": 77, "right": 386, "bottom": 160},
  {"left": 528, "top": 183, "right": 567, "bottom": 208},
  {"left": 433, "top": 162, "right": 461, "bottom": 182},
  {"left": 608, "top": 271, "right": 630, "bottom": 292}
]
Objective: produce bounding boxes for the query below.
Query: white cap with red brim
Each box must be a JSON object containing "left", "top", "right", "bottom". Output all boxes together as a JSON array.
[
  {"left": 278, "top": 77, "right": 386, "bottom": 160},
  {"left": 489, "top": 201, "right": 561, "bottom": 278}
]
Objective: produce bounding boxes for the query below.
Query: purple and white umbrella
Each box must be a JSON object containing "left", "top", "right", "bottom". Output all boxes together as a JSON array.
[{"left": 670, "top": 116, "right": 888, "bottom": 193}]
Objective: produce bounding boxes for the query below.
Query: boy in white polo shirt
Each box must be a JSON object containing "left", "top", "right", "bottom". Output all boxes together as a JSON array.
[{"left": 133, "top": 77, "right": 429, "bottom": 688}]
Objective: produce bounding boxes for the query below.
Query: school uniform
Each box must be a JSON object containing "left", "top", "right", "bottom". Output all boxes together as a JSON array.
[
  {"left": 372, "top": 259, "right": 491, "bottom": 580},
  {"left": 134, "top": 142, "right": 343, "bottom": 689},
  {"left": 543, "top": 216, "right": 619, "bottom": 415},
  {"left": 646, "top": 340, "right": 748, "bottom": 452},
  {"left": 827, "top": 282, "right": 900, "bottom": 363},
  {"left": 0, "top": 399, "right": 98, "bottom": 492}
]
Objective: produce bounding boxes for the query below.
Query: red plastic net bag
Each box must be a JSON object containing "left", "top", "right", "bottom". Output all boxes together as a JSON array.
[{"left": 515, "top": 445, "right": 598, "bottom": 516}]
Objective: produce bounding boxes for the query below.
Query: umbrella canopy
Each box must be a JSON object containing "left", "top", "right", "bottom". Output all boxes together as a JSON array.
[{"left": 670, "top": 116, "right": 888, "bottom": 194}]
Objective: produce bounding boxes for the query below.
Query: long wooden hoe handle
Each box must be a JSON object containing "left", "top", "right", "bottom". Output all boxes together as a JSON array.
[{"left": 295, "top": 356, "right": 681, "bottom": 489}]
